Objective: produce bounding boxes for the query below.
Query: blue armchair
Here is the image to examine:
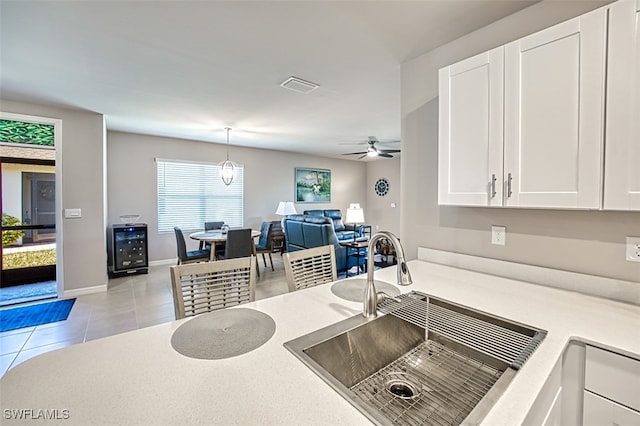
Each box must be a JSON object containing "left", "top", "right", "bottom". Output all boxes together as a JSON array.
[
  {"left": 303, "top": 209, "right": 365, "bottom": 241},
  {"left": 282, "top": 214, "right": 366, "bottom": 275}
]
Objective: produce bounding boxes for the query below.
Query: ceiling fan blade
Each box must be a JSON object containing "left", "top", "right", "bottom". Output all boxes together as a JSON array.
[
  {"left": 357, "top": 154, "right": 368, "bottom": 160},
  {"left": 379, "top": 153, "right": 394, "bottom": 158},
  {"left": 379, "top": 149, "right": 401, "bottom": 154},
  {"left": 342, "top": 151, "right": 367, "bottom": 155}
]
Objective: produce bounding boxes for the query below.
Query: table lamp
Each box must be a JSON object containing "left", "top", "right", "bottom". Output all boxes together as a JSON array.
[
  {"left": 275, "top": 201, "right": 297, "bottom": 216},
  {"left": 345, "top": 203, "right": 365, "bottom": 242}
]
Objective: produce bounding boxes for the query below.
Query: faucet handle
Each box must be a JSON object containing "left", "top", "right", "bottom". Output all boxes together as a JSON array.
[{"left": 376, "top": 291, "right": 402, "bottom": 304}]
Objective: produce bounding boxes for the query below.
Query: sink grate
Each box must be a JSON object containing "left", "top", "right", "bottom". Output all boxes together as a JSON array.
[
  {"left": 378, "top": 292, "right": 546, "bottom": 369},
  {"left": 350, "top": 340, "right": 503, "bottom": 425}
]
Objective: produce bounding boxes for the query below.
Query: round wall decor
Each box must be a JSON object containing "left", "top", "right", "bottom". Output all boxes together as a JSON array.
[{"left": 375, "top": 178, "right": 390, "bottom": 196}]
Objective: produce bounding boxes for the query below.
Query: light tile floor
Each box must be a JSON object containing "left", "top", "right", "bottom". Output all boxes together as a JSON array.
[{"left": 0, "top": 253, "right": 293, "bottom": 378}]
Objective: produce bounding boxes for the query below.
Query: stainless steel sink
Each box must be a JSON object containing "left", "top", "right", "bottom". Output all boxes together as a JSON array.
[{"left": 284, "top": 292, "right": 546, "bottom": 425}]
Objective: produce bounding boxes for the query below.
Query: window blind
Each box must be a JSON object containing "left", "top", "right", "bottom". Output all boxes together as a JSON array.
[{"left": 157, "top": 159, "right": 244, "bottom": 233}]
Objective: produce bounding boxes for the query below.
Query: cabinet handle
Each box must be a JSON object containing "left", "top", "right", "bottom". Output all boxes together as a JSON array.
[
  {"left": 491, "top": 174, "right": 497, "bottom": 198},
  {"left": 507, "top": 173, "right": 513, "bottom": 198}
]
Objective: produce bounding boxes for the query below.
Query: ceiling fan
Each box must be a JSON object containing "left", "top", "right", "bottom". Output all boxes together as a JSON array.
[{"left": 342, "top": 136, "right": 401, "bottom": 160}]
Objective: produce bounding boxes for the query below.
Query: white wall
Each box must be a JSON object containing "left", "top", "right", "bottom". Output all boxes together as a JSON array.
[
  {"left": 366, "top": 158, "right": 401, "bottom": 235},
  {"left": 107, "top": 131, "right": 367, "bottom": 261},
  {"left": 400, "top": 1, "right": 640, "bottom": 283},
  {"left": 1, "top": 100, "right": 108, "bottom": 293}
]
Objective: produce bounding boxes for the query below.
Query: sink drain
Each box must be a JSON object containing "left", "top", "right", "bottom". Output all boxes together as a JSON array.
[{"left": 384, "top": 372, "right": 421, "bottom": 400}]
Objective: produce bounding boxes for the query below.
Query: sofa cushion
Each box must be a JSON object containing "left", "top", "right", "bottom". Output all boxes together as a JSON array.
[
  {"left": 322, "top": 209, "right": 346, "bottom": 231},
  {"left": 304, "top": 216, "right": 332, "bottom": 225},
  {"left": 287, "top": 214, "right": 307, "bottom": 222},
  {"left": 303, "top": 210, "right": 324, "bottom": 217},
  {"left": 284, "top": 218, "right": 305, "bottom": 249}
]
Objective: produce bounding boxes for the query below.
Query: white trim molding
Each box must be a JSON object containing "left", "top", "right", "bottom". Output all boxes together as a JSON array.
[{"left": 62, "top": 284, "right": 107, "bottom": 299}]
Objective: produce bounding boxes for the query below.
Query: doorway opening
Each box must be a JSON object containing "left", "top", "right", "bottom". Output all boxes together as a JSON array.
[{"left": 1, "top": 118, "right": 58, "bottom": 306}]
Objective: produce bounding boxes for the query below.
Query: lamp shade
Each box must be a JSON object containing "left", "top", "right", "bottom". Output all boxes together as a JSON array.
[
  {"left": 275, "top": 201, "right": 297, "bottom": 215},
  {"left": 345, "top": 203, "right": 365, "bottom": 224}
]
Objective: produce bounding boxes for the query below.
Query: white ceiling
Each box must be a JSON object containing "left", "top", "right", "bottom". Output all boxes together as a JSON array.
[{"left": 0, "top": 1, "right": 535, "bottom": 160}]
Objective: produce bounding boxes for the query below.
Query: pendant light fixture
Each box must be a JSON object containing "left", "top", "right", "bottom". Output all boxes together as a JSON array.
[{"left": 219, "top": 127, "right": 237, "bottom": 186}]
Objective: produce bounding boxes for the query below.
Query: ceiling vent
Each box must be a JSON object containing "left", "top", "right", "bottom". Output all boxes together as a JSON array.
[{"left": 280, "top": 76, "right": 319, "bottom": 94}]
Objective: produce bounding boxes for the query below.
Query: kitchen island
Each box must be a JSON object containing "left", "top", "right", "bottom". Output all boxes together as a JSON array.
[{"left": 1, "top": 257, "right": 639, "bottom": 425}]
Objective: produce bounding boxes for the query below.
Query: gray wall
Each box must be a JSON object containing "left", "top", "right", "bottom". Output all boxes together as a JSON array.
[
  {"left": 366, "top": 157, "right": 401, "bottom": 235},
  {"left": 400, "top": 1, "right": 640, "bottom": 283},
  {"left": 107, "top": 131, "right": 367, "bottom": 262},
  {"left": 1, "top": 99, "right": 108, "bottom": 293}
]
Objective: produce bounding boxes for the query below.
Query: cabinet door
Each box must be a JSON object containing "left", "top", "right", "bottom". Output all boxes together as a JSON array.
[
  {"left": 604, "top": 0, "right": 640, "bottom": 210},
  {"left": 584, "top": 391, "right": 640, "bottom": 426},
  {"left": 438, "top": 48, "right": 504, "bottom": 206},
  {"left": 504, "top": 9, "right": 607, "bottom": 209}
]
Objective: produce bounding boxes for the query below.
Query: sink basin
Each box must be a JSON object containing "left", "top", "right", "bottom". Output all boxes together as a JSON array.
[{"left": 284, "top": 292, "right": 546, "bottom": 425}]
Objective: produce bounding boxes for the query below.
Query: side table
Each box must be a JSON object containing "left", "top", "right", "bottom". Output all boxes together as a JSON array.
[{"left": 341, "top": 240, "right": 369, "bottom": 277}]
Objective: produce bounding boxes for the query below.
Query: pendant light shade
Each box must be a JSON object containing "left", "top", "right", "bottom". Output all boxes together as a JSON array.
[{"left": 219, "top": 127, "right": 237, "bottom": 186}]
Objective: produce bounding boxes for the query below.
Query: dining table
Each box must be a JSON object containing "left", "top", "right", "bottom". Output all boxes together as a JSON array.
[{"left": 190, "top": 229, "right": 261, "bottom": 261}]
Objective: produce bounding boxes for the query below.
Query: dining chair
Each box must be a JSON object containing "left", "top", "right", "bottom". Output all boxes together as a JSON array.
[
  {"left": 205, "top": 221, "right": 225, "bottom": 231},
  {"left": 269, "top": 220, "right": 285, "bottom": 254},
  {"left": 220, "top": 228, "right": 253, "bottom": 258},
  {"left": 170, "top": 256, "right": 256, "bottom": 319},
  {"left": 283, "top": 245, "right": 337, "bottom": 292},
  {"left": 219, "top": 228, "right": 259, "bottom": 277},
  {"left": 254, "top": 221, "right": 274, "bottom": 272},
  {"left": 200, "top": 221, "right": 226, "bottom": 251},
  {"left": 174, "top": 227, "right": 210, "bottom": 265}
]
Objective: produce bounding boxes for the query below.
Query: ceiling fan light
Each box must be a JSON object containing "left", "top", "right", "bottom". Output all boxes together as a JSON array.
[{"left": 367, "top": 150, "right": 378, "bottom": 157}]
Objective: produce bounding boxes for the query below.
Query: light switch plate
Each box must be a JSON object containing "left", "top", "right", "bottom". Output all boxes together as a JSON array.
[
  {"left": 626, "top": 237, "right": 640, "bottom": 262},
  {"left": 64, "top": 208, "right": 82, "bottom": 219}
]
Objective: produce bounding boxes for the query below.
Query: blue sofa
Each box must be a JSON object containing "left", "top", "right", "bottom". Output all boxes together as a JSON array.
[
  {"left": 283, "top": 214, "right": 366, "bottom": 274},
  {"left": 303, "top": 209, "right": 364, "bottom": 241}
]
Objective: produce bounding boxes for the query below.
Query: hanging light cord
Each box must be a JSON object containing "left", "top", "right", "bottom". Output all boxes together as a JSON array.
[{"left": 225, "top": 127, "right": 231, "bottom": 160}]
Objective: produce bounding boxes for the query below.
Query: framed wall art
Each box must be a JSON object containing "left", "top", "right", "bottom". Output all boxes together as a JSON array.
[{"left": 295, "top": 167, "right": 331, "bottom": 203}]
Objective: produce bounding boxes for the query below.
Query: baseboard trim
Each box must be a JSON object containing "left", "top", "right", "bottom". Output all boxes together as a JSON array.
[
  {"left": 149, "top": 259, "right": 177, "bottom": 267},
  {"left": 417, "top": 247, "right": 639, "bottom": 306},
  {"left": 62, "top": 284, "right": 107, "bottom": 298}
]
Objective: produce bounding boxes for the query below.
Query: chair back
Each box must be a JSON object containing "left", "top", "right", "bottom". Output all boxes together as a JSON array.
[
  {"left": 256, "top": 221, "right": 272, "bottom": 249},
  {"left": 224, "top": 228, "right": 253, "bottom": 259},
  {"left": 204, "top": 221, "right": 224, "bottom": 231},
  {"left": 284, "top": 245, "right": 337, "bottom": 292},
  {"left": 174, "top": 227, "right": 188, "bottom": 261},
  {"left": 170, "top": 256, "right": 256, "bottom": 319}
]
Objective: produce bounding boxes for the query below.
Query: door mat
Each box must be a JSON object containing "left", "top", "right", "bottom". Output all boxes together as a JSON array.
[{"left": 0, "top": 299, "right": 76, "bottom": 332}]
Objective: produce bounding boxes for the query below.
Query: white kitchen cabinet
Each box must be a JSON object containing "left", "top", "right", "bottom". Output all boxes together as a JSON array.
[
  {"left": 503, "top": 8, "right": 607, "bottom": 209},
  {"left": 583, "top": 345, "right": 640, "bottom": 425},
  {"left": 438, "top": 7, "right": 607, "bottom": 209},
  {"left": 523, "top": 358, "right": 563, "bottom": 426},
  {"left": 523, "top": 340, "right": 585, "bottom": 426},
  {"left": 584, "top": 345, "right": 640, "bottom": 413},
  {"left": 583, "top": 391, "right": 640, "bottom": 426},
  {"left": 438, "top": 48, "right": 504, "bottom": 206},
  {"left": 604, "top": 0, "right": 640, "bottom": 210}
]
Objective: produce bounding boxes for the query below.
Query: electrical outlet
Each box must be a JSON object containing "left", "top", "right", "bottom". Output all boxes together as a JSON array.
[
  {"left": 626, "top": 236, "right": 640, "bottom": 263},
  {"left": 491, "top": 226, "right": 506, "bottom": 246}
]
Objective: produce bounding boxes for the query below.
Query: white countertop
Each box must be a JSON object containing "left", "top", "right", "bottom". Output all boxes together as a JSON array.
[{"left": 1, "top": 260, "right": 639, "bottom": 425}]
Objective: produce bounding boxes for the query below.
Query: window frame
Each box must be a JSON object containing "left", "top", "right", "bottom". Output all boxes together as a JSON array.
[{"left": 156, "top": 158, "right": 244, "bottom": 233}]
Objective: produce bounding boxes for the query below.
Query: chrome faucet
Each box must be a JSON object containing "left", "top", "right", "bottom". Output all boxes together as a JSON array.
[{"left": 363, "top": 231, "right": 412, "bottom": 318}]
